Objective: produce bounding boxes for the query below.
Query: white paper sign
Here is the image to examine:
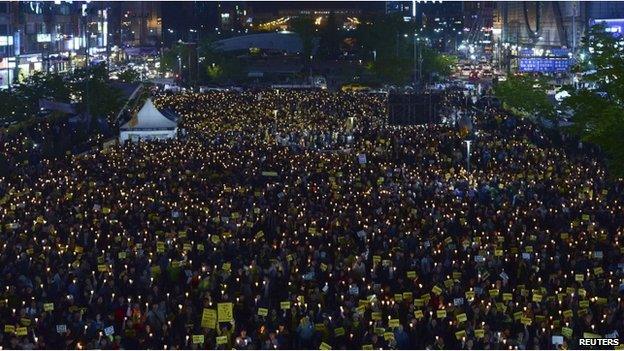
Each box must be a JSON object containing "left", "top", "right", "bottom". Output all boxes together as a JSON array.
[
  {"left": 358, "top": 154, "right": 367, "bottom": 164},
  {"left": 551, "top": 336, "right": 564, "bottom": 346}
]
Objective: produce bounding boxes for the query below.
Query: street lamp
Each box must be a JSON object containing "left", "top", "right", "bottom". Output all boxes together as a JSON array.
[{"left": 464, "top": 140, "right": 472, "bottom": 173}]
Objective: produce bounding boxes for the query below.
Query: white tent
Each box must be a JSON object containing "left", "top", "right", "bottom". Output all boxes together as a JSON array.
[{"left": 119, "top": 98, "right": 178, "bottom": 142}]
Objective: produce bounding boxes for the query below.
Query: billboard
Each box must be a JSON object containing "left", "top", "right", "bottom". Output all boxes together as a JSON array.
[
  {"left": 36, "top": 34, "right": 52, "bottom": 43},
  {"left": 519, "top": 58, "right": 570, "bottom": 73}
]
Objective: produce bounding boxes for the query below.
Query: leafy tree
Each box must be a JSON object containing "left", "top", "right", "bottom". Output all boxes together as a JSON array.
[
  {"left": 421, "top": 48, "right": 457, "bottom": 80},
  {"left": 198, "top": 38, "right": 248, "bottom": 84},
  {"left": 117, "top": 68, "right": 140, "bottom": 83},
  {"left": 354, "top": 14, "right": 412, "bottom": 84},
  {"left": 317, "top": 12, "right": 342, "bottom": 60},
  {"left": 355, "top": 14, "right": 455, "bottom": 85},
  {"left": 206, "top": 63, "right": 224, "bottom": 80},
  {"left": 290, "top": 17, "right": 316, "bottom": 64},
  {"left": 573, "top": 24, "right": 624, "bottom": 102},
  {"left": 565, "top": 24, "right": 624, "bottom": 177},
  {"left": 160, "top": 48, "right": 179, "bottom": 73},
  {"left": 494, "top": 75, "right": 555, "bottom": 119}
]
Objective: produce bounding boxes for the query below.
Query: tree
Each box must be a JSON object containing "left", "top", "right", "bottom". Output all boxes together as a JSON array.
[
  {"left": 160, "top": 48, "right": 179, "bottom": 73},
  {"left": 355, "top": 14, "right": 455, "bottom": 85},
  {"left": 117, "top": 68, "right": 140, "bottom": 83},
  {"left": 421, "top": 47, "right": 458, "bottom": 81},
  {"left": 564, "top": 24, "right": 624, "bottom": 177},
  {"left": 290, "top": 17, "right": 316, "bottom": 64},
  {"left": 573, "top": 24, "right": 624, "bottom": 102},
  {"left": 206, "top": 63, "right": 224, "bottom": 80},
  {"left": 68, "top": 63, "right": 124, "bottom": 131},
  {"left": 354, "top": 14, "right": 413, "bottom": 85},
  {"left": 317, "top": 12, "right": 341, "bottom": 60},
  {"left": 494, "top": 75, "right": 555, "bottom": 119},
  {"left": 198, "top": 39, "right": 248, "bottom": 84}
]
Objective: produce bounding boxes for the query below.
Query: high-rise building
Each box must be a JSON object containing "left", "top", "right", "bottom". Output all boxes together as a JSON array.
[
  {"left": 161, "top": 1, "right": 221, "bottom": 47},
  {"left": 108, "top": 1, "right": 161, "bottom": 48},
  {"left": 493, "top": 1, "right": 624, "bottom": 51},
  {"left": 0, "top": 1, "right": 110, "bottom": 89}
]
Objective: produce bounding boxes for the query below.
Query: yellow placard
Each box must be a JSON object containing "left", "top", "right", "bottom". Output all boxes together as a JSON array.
[
  {"left": 474, "top": 329, "right": 485, "bottom": 338},
  {"left": 257, "top": 308, "right": 268, "bottom": 317},
  {"left": 222, "top": 262, "right": 231, "bottom": 272},
  {"left": 436, "top": 310, "right": 447, "bottom": 318},
  {"left": 388, "top": 319, "right": 400, "bottom": 328},
  {"left": 16, "top": 327, "right": 27, "bottom": 336},
  {"left": 216, "top": 335, "right": 228, "bottom": 345},
  {"left": 201, "top": 308, "right": 217, "bottom": 329},
  {"left": 320, "top": 342, "right": 332, "bottom": 350},
  {"left": 280, "top": 301, "right": 291, "bottom": 310},
  {"left": 414, "top": 310, "right": 424, "bottom": 319},
  {"left": 192, "top": 335, "right": 204, "bottom": 344},
  {"left": 583, "top": 332, "right": 601, "bottom": 339},
  {"left": 456, "top": 313, "right": 467, "bottom": 322},
  {"left": 217, "top": 302, "right": 233, "bottom": 322}
]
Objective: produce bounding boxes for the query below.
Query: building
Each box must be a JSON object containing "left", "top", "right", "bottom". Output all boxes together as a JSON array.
[
  {"left": 488, "top": 1, "right": 624, "bottom": 73},
  {"left": 162, "top": 1, "right": 253, "bottom": 47},
  {"left": 161, "top": 1, "right": 223, "bottom": 47},
  {"left": 493, "top": 1, "right": 624, "bottom": 51},
  {"left": 109, "top": 1, "right": 161, "bottom": 48},
  {"left": 1, "top": 1, "right": 109, "bottom": 89}
]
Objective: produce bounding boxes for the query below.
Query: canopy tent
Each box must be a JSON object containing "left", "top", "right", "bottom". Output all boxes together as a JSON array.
[{"left": 119, "top": 98, "right": 178, "bottom": 142}]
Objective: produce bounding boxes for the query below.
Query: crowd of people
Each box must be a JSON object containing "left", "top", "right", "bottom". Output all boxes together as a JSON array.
[{"left": 0, "top": 88, "right": 623, "bottom": 350}]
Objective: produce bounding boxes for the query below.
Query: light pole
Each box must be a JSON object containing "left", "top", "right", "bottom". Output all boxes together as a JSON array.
[
  {"left": 273, "top": 109, "right": 278, "bottom": 131},
  {"left": 177, "top": 55, "right": 181, "bottom": 77},
  {"left": 464, "top": 139, "right": 472, "bottom": 173}
]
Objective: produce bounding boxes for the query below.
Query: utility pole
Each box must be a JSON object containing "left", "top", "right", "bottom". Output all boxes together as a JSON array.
[
  {"left": 84, "top": 10, "right": 90, "bottom": 69},
  {"left": 413, "top": 33, "right": 417, "bottom": 84},
  {"left": 106, "top": 7, "right": 111, "bottom": 73},
  {"left": 572, "top": 1, "right": 577, "bottom": 54}
]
